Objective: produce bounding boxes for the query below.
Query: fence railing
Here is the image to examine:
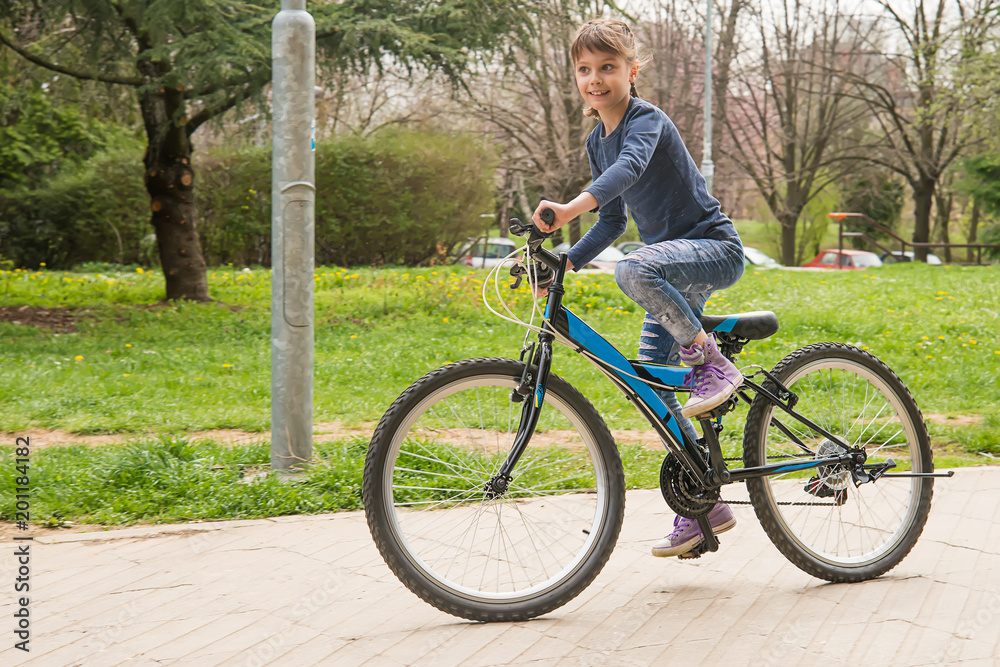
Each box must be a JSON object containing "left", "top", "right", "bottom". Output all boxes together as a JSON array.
[{"left": 828, "top": 212, "right": 1000, "bottom": 265}]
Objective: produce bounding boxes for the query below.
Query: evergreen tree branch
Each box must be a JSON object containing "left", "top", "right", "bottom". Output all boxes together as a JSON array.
[{"left": 0, "top": 30, "right": 143, "bottom": 87}]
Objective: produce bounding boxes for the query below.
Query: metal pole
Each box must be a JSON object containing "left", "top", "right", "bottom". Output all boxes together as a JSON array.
[
  {"left": 702, "top": 0, "right": 715, "bottom": 194},
  {"left": 271, "top": 0, "right": 315, "bottom": 475}
]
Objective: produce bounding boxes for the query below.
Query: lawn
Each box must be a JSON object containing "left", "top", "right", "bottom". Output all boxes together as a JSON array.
[{"left": 1, "top": 260, "right": 998, "bottom": 525}]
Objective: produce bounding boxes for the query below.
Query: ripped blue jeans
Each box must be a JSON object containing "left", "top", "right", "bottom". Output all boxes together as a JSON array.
[{"left": 614, "top": 236, "right": 745, "bottom": 441}]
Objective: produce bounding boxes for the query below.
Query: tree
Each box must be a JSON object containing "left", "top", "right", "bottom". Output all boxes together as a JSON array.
[
  {"left": 637, "top": 0, "right": 750, "bottom": 212},
  {"left": 0, "top": 0, "right": 528, "bottom": 299},
  {"left": 722, "top": 0, "right": 874, "bottom": 265},
  {"left": 839, "top": 168, "right": 905, "bottom": 249},
  {"left": 850, "top": 0, "right": 1000, "bottom": 261},
  {"left": 464, "top": 0, "right": 613, "bottom": 246},
  {"left": 958, "top": 151, "right": 1000, "bottom": 260}
]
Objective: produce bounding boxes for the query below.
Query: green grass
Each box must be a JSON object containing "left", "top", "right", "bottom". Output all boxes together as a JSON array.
[
  {"left": 0, "top": 436, "right": 661, "bottom": 526},
  {"left": 1, "top": 261, "right": 998, "bottom": 524}
]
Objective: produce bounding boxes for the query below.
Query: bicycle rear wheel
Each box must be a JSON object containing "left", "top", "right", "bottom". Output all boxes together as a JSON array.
[
  {"left": 363, "top": 357, "right": 625, "bottom": 621},
  {"left": 744, "top": 343, "right": 933, "bottom": 582}
]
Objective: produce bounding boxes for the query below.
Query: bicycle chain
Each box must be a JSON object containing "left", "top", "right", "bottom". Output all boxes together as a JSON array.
[{"left": 712, "top": 456, "right": 838, "bottom": 507}]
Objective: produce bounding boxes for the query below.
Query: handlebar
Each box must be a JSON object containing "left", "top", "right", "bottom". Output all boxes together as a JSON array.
[{"left": 509, "top": 209, "right": 561, "bottom": 271}]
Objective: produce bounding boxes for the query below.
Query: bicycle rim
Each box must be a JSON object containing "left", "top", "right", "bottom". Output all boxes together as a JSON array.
[
  {"left": 749, "top": 350, "right": 930, "bottom": 571},
  {"left": 379, "top": 371, "right": 614, "bottom": 604}
]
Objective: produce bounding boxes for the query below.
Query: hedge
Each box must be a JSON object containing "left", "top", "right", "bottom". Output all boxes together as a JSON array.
[{"left": 0, "top": 129, "right": 498, "bottom": 269}]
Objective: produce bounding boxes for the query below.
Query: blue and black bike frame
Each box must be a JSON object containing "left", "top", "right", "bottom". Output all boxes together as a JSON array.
[{"left": 493, "top": 220, "right": 934, "bottom": 499}]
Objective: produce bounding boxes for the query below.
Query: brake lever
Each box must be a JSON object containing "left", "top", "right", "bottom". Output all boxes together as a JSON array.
[
  {"left": 509, "top": 263, "right": 527, "bottom": 290},
  {"left": 509, "top": 218, "right": 531, "bottom": 236}
]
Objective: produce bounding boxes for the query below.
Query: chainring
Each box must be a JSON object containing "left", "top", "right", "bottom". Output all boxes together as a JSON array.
[{"left": 659, "top": 453, "right": 718, "bottom": 519}]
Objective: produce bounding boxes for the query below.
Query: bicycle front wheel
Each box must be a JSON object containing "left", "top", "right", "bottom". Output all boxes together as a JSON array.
[
  {"left": 744, "top": 343, "right": 934, "bottom": 582},
  {"left": 363, "top": 357, "right": 625, "bottom": 621}
]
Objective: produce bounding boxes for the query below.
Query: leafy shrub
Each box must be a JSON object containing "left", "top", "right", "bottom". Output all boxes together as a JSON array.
[
  {"left": 0, "top": 85, "right": 107, "bottom": 189},
  {"left": 839, "top": 170, "right": 905, "bottom": 249},
  {"left": 980, "top": 222, "right": 1000, "bottom": 260},
  {"left": 0, "top": 129, "right": 498, "bottom": 269},
  {"left": 313, "top": 130, "right": 498, "bottom": 266},
  {"left": 0, "top": 147, "right": 149, "bottom": 268}
]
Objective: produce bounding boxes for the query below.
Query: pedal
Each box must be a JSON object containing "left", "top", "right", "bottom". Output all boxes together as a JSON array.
[{"left": 678, "top": 543, "right": 707, "bottom": 559}]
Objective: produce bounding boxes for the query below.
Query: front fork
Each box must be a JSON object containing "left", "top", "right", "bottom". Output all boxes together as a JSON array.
[{"left": 487, "top": 254, "right": 568, "bottom": 496}]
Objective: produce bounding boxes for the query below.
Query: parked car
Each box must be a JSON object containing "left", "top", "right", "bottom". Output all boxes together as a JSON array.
[
  {"left": 548, "top": 242, "right": 626, "bottom": 269},
  {"left": 457, "top": 237, "right": 517, "bottom": 268},
  {"left": 803, "top": 249, "right": 883, "bottom": 270},
  {"left": 584, "top": 246, "right": 627, "bottom": 270},
  {"left": 616, "top": 241, "right": 646, "bottom": 254},
  {"left": 743, "top": 246, "right": 781, "bottom": 269},
  {"left": 880, "top": 250, "right": 944, "bottom": 266}
]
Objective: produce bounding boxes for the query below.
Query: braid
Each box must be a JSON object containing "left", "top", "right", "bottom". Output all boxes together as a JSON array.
[{"left": 630, "top": 82, "right": 639, "bottom": 97}]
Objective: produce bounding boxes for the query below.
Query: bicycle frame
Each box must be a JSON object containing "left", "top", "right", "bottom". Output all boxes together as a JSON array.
[{"left": 495, "top": 236, "right": 870, "bottom": 493}]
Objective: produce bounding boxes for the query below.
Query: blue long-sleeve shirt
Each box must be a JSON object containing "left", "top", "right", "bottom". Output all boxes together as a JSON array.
[{"left": 566, "top": 97, "right": 739, "bottom": 270}]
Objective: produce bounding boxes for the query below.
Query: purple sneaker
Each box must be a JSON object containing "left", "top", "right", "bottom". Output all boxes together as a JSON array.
[
  {"left": 651, "top": 503, "right": 737, "bottom": 558},
  {"left": 679, "top": 334, "right": 743, "bottom": 419}
]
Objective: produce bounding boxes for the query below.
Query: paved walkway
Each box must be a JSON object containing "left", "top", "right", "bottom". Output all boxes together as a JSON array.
[{"left": 3, "top": 467, "right": 999, "bottom": 666}]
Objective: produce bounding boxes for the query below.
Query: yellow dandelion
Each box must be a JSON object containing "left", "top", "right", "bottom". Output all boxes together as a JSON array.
[
  {"left": 124, "top": 373, "right": 131, "bottom": 377},
  {"left": 74, "top": 355, "right": 83, "bottom": 361},
  {"left": 442, "top": 318, "right": 450, "bottom": 323},
  {"left": 351, "top": 334, "right": 358, "bottom": 339},
  {"left": 137, "top": 267, "right": 144, "bottom": 274},
  {"left": 125, "top": 343, "right": 132, "bottom": 348},
  {"left": 223, "top": 363, "right": 232, "bottom": 368},
  {"left": 921, "top": 336, "right": 929, "bottom": 341},
  {"left": 40, "top": 262, "right": 46, "bottom": 267}
]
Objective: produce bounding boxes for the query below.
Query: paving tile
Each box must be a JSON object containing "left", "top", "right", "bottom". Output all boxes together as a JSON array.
[{"left": 2, "top": 467, "right": 995, "bottom": 666}]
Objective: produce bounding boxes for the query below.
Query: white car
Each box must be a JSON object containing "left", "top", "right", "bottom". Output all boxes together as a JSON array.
[
  {"left": 616, "top": 241, "right": 646, "bottom": 254},
  {"left": 457, "top": 237, "right": 518, "bottom": 268},
  {"left": 549, "top": 243, "right": 625, "bottom": 270},
  {"left": 743, "top": 246, "right": 781, "bottom": 269},
  {"left": 881, "top": 251, "right": 944, "bottom": 266}
]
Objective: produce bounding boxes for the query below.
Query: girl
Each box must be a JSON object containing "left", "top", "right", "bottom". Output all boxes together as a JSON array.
[{"left": 531, "top": 18, "right": 745, "bottom": 559}]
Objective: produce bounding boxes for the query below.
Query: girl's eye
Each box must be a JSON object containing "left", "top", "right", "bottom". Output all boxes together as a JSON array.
[
  {"left": 578, "top": 67, "right": 589, "bottom": 74},
  {"left": 602, "top": 64, "right": 614, "bottom": 71}
]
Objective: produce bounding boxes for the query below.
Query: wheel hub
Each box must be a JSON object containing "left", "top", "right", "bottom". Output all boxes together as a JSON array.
[
  {"left": 483, "top": 474, "right": 510, "bottom": 500},
  {"left": 816, "top": 439, "right": 850, "bottom": 490}
]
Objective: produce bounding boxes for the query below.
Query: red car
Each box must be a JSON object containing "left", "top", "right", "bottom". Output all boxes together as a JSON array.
[{"left": 802, "top": 249, "right": 883, "bottom": 270}]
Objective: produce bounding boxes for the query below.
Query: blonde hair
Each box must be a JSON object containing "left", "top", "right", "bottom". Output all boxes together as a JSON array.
[{"left": 571, "top": 18, "right": 650, "bottom": 119}]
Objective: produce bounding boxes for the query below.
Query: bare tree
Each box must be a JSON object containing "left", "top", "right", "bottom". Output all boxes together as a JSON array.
[
  {"left": 464, "top": 0, "right": 614, "bottom": 245},
  {"left": 851, "top": 0, "right": 1000, "bottom": 261},
  {"left": 721, "top": 0, "right": 874, "bottom": 265}
]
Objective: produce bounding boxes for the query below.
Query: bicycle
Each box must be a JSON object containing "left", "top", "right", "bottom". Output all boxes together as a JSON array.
[{"left": 362, "top": 214, "right": 952, "bottom": 622}]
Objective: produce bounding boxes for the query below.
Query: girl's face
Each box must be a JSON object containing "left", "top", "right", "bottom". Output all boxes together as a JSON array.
[{"left": 574, "top": 48, "right": 638, "bottom": 119}]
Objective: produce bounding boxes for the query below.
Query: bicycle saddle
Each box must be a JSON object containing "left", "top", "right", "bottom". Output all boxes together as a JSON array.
[{"left": 700, "top": 311, "right": 779, "bottom": 340}]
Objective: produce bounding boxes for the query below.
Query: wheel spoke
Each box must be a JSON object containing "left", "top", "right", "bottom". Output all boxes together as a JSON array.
[
  {"left": 365, "top": 360, "right": 623, "bottom": 618},
  {"left": 745, "top": 345, "right": 931, "bottom": 580}
]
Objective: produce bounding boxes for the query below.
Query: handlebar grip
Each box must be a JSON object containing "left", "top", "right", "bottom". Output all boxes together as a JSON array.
[{"left": 540, "top": 208, "right": 555, "bottom": 225}]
